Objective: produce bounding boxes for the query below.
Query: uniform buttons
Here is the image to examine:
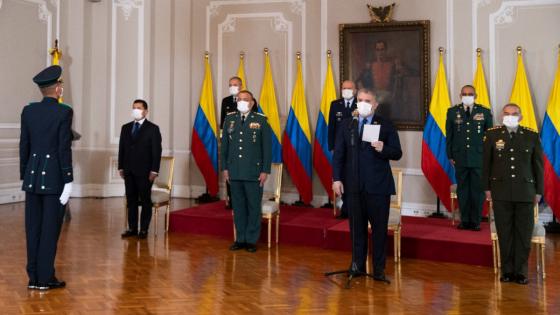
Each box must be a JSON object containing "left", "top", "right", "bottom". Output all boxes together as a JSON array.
[
  {"left": 240, "top": 132, "right": 243, "bottom": 135},
  {"left": 467, "top": 122, "right": 470, "bottom": 125},
  {"left": 41, "top": 186, "right": 45, "bottom": 189},
  {"left": 67, "top": 172, "right": 71, "bottom": 176},
  {"left": 467, "top": 130, "right": 470, "bottom": 133},
  {"left": 46, "top": 154, "right": 50, "bottom": 158},
  {"left": 42, "top": 171, "right": 46, "bottom": 175},
  {"left": 31, "top": 171, "right": 34, "bottom": 174},
  {"left": 239, "top": 139, "right": 243, "bottom": 142},
  {"left": 466, "top": 145, "right": 470, "bottom": 148},
  {"left": 511, "top": 174, "right": 516, "bottom": 178},
  {"left": 466, "top": 137, "right": 470, "bottom": 140},
  {"left": 239, "top": 155, "right": 242, "bottom": 158},
  {"left": 511, "top": 166, "right": 515, "bottom": 169},
  {"left": 28, "top": 184, "right": 32, "bottom": 188},
  {"left": 510, "top": 149, "right": 514, "bottom": 152},
  {"left": 511, "top": 157, "right": 515, "bottom": 161},
  {"left": 33, "top": 154, "right": 37, "bottom": 157},
  {"left": 239, "top": 147, "right": 243, "bottom": 150}
]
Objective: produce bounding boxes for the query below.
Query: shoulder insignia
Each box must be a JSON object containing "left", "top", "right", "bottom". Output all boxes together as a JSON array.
[
  {"left": 256, "top": 112, "right": 268, "bottom": 119},
  {"left": 226, "top": 111, "right": 237, "bottom": 116},
  {"left": 487, "top": 126, "right": 502, "bottom": 131},
  {"left": 521, "top": 126, "right": 537, "bottom": 133},
  {"left": 59, "top": 102, "right": 72, "bottom": 109}
]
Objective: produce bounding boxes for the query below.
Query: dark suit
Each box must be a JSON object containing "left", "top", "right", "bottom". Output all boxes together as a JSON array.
[
  {"left": 328, "top": 98, "right": 356, "bottom": 216},
  {"left": 220, "top": 95, "right": 258, "bottom": 129},
  {"left": 118, "top": 119, "right": 162, "bottom": 232},
  {"left": 482, "top": 125, "right": 543, "bottom": 277},
  {"left": 332, "top": 114, "right": 402, "bottom": 274},
  {"left": 20, "top": 97, "right": 73, "bottom": 284},
  {"left": 446, "top": 104, "right": 493, "bottom": 227}
]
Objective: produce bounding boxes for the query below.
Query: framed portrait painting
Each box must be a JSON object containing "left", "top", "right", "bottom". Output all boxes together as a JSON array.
[{"left": 339, "top": 20, "right": 431, "bottom": 130}]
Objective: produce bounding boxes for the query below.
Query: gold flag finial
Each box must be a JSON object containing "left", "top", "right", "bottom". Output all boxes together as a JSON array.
[
  {"left": 296, "top": 51, "right": 302, "bottom": 60},
  {"left": 264, "top": 48, "right": 269, "bottom": 55},
  {"left": 327, "top": 50, "right": 332, "bottom": 58},
  {"left": 439, "top": 47, "right": 444, "bottom": 55},
  {"left": 204, "top": 51, "right": 209, "bottom": 59},
  {"left": 476, "top": 48, "right": 482, "bottom": 57},
  {"left": 517, "top": 46, "right": 523, "bottom": 55},
  {"left": 240, "top": 51, "right": 245, "bottom": 59}
]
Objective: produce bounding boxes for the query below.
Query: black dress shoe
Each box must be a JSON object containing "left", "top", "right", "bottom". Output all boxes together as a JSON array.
[
  {"left": 27, "top": 281, "right": 37, "bottom": 289},
  {"left": 515, "top": 274, "right": 529, "bottom": 285},
  {"left": 37, "top": 278, "right": 66, "bottom": 290},
  {"left": 500, "top": 273, "right": 514, "bottom": 282},
  {"left": 138, "top": 231, "right": 148, "bottom": 239},
  {"left": 373, "top": 273, "right": 391, "bottom": 284},
  {"left": 246, "top": 243, "right": 257, "bottom": 253},
  {"left": 121, "top": 230, "right": 138, "bottom": 238},
  {"left": 470, "top": 224, "right": 481, "bottom": 231},
  {"left": 229, "top": 242, "right": 246, "bottom": 251},
  {"left": 457, "top": 223, "right": 468, "bottom": 230}
]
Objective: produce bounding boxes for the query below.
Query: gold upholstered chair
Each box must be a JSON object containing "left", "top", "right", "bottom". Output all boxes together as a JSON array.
[{"left": 124, "top": 156, "right": 175, "bottom": 236}]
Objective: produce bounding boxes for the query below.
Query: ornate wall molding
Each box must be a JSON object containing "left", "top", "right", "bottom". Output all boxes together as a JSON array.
[
  {"left": 114, "top": 0, "right": 143, "bottom": 21},
  {"left": 489, "top": 0, "right": 560, "bottom": 110}
]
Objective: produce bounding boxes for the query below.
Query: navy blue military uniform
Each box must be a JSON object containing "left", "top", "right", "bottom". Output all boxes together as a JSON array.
[
  {"left": 328, "top": 97, "right": 357, "bottom": 217},
  {"left": 332, "top": 114, "right": 402, "bottom": 276},
  {"left": 20, "top": 65, "right": 73, "bottom": 287},
  {"left": 446, "top": 103, "right": 493, "bottom": 229}
]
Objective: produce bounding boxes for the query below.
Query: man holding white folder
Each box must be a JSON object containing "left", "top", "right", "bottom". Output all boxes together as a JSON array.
[{"left": 332, "top": 88, "right": 402, "bottom": 282}]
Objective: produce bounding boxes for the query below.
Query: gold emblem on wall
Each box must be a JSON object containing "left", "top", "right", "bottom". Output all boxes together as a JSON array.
[{"left": 367, "top": 3, "right": 396, "bottom": 23}]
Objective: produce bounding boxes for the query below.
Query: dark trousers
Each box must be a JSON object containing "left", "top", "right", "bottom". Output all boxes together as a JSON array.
[
  {"left": 226, "top": 181, "right": 232, "bottom": 205},
  {"left": 455, "top": 166, "right": 484, "bottom": 225},
  {"left": 347, "top": 192, "right": 390, "bottom": 274},
  {"left": 125, "top": 173, "right": 153, "bottom": 232},
  {"left": 25, "top": 193, "right": 65, "bottom": 283},
  {"left": 493, "top": 200, "right": 534, "bottom": 277},
  {"left": 230, "top": 180, "right": 263, "bottom": 244}
]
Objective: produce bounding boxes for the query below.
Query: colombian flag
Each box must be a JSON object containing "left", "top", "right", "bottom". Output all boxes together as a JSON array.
[
  {"left": 542, "top": 52, "right": 560, "bottom": 218},
  {"left": 313, "top": 51, "right": 336, "bottom": 199},
  {"left": 473, "top": 49, "right": 491, "bottom": 109},
  {"left": 191, "top": 53, "right": 219, "bottom": 195},
  {"left": 282, "top": 54, "right": 312, "bottom": 204},
  {"left": 510, "top": 47, "right": 538, "bottom": 131},
  {"left": 237, "top": 53, "right": 247, "bottom": 90},
  {"left": 259, "top": 49, "right": 282, "bottom": 163},
  {"left": 421, "top": 51, "right": 456, "bottom": 211}
]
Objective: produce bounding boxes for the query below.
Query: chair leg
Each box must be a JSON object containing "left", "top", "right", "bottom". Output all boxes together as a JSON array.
[
  {"left": 153, "top": 207, "right": 158, "bottom": 237},
  {"left": 492, "top": 240, "right": 498, "bottom": 274},
  {"left": 497, "top": 241, "right": 501, "bottom": 269},
  {"left": 398, "top": 229, "right": 401, "bottom": 262},
  {"left": 165, "top": 204, "right": 170, "bottom": 232},
  {"left": 451, "top": 198, "right": 455, "bottom": 226},
  {"left": 393, "top": 230, "right": 397, "bottom": 263},
  {"left": 275, "top": 214, "right": 280, "bottom": 244},
  {"left": 232, "top": 211, "right": 236, "bottom": 241},
  {"left": 541, "top": 244, "right": 546, "bottom": 279},
  {"left": 268, "top": 218, "right": 272, "bottom": 249}
]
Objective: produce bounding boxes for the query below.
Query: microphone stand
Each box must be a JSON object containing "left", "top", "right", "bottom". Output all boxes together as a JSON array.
[{"left": 325, "top": 114, "right": 384, "bottom": 288}]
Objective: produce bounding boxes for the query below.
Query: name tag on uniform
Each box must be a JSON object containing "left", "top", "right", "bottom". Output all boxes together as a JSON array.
[
  {"left": 496, "top": 139, "right": 505, "bottom": 150},
  {"left": 473, "top": 113, "right": 485, "bottom": 121},
  {"left": 249, "top": 122, "right": 261, "bottom": 129}
]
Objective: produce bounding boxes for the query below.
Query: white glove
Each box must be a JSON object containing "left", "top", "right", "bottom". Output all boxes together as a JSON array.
[{"left": 59, "top": 182, "right": 73, "bottom": 205}]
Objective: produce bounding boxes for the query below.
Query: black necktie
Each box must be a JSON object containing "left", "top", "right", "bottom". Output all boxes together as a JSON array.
[
  {"left": 510, "top": 131, "right": 515, "bottom": 139},
  {"left": 346, "top": 101, "right": 350, "bottom": 108},
  {"left": 241, "top": 115, "right": 245, "bottom": 125},
  {"left": 132, "top": 122, "right": 140, "bottom": 137},
  {"left": 359, "top": 118, "right": 368, "bottom": 138},
  {"left": 465, "top": 106, "right": 471, "bottom": 118}
]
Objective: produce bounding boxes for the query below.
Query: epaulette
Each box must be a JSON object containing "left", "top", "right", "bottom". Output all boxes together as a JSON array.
[
  {"left": 487, "top": 126, "right": 502, "bottom": 131},
  {"left": 521, "top": 126, "right": 537, "bottom": 133},
  {"left": 256, "top": 112, "right": 268, "bottom": 118},
  {"left": 226, "top": 111, "right": 237, "bottom": 115},
  {"left": 59, "top": 102, "right": 72, "bottom": 109}
]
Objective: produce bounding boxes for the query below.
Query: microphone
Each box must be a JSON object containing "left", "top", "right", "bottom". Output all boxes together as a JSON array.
[{"left": 350, "top": 110, "right": 359, "bottom": 146}]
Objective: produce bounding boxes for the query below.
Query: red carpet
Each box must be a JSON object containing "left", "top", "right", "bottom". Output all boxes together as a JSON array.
[{"left": 169, "top": 201, "right": 493, "bottom": 267}]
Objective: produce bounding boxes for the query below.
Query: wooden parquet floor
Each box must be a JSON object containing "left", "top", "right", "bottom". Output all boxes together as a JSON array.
[{"left": 0, "top": 198, "right": 559, "bottom": 315}]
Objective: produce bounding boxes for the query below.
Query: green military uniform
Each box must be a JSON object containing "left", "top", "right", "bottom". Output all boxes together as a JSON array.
[
  {"left": 221, "top": 111, "right": 272, "bottom": 245},
  {"left": 482, "top": 125, "right": 543, "bottom": 278},
  {"left": 446, "top": 103, "right": 493, "bottom": 228}
]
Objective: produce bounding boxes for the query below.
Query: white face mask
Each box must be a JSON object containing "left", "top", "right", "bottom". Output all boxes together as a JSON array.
[
  {"left": 462, "top": 96, "right": 475, "bottom": 106},
  {"left": 229, "top": 85, "right": 240, "bottom": 96},
  {"left": 341, "top": 89, "right": 354, "bottom": 100},
  {"left": 132, "top": 108, "right": 144, "bottom": 120},
  {"left": 357, "top": 101, "right": 373, "bottom": 117},
  {"left": 503, "top": 115, "right": 520, "bottom": 128},
  {"left": 237, "top": 100, "right": 250, "bottom": 114}
]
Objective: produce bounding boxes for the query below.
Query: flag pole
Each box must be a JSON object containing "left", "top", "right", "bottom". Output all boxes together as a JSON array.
[
  {"left": 320, "top": 49, "right": 335, "bottom": 209},
  {"left": 545, "top": 44, "right": 560, "bottom": 233},
  {"left": 428, "top": 47, "right": 448, "bottom": 219}
]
